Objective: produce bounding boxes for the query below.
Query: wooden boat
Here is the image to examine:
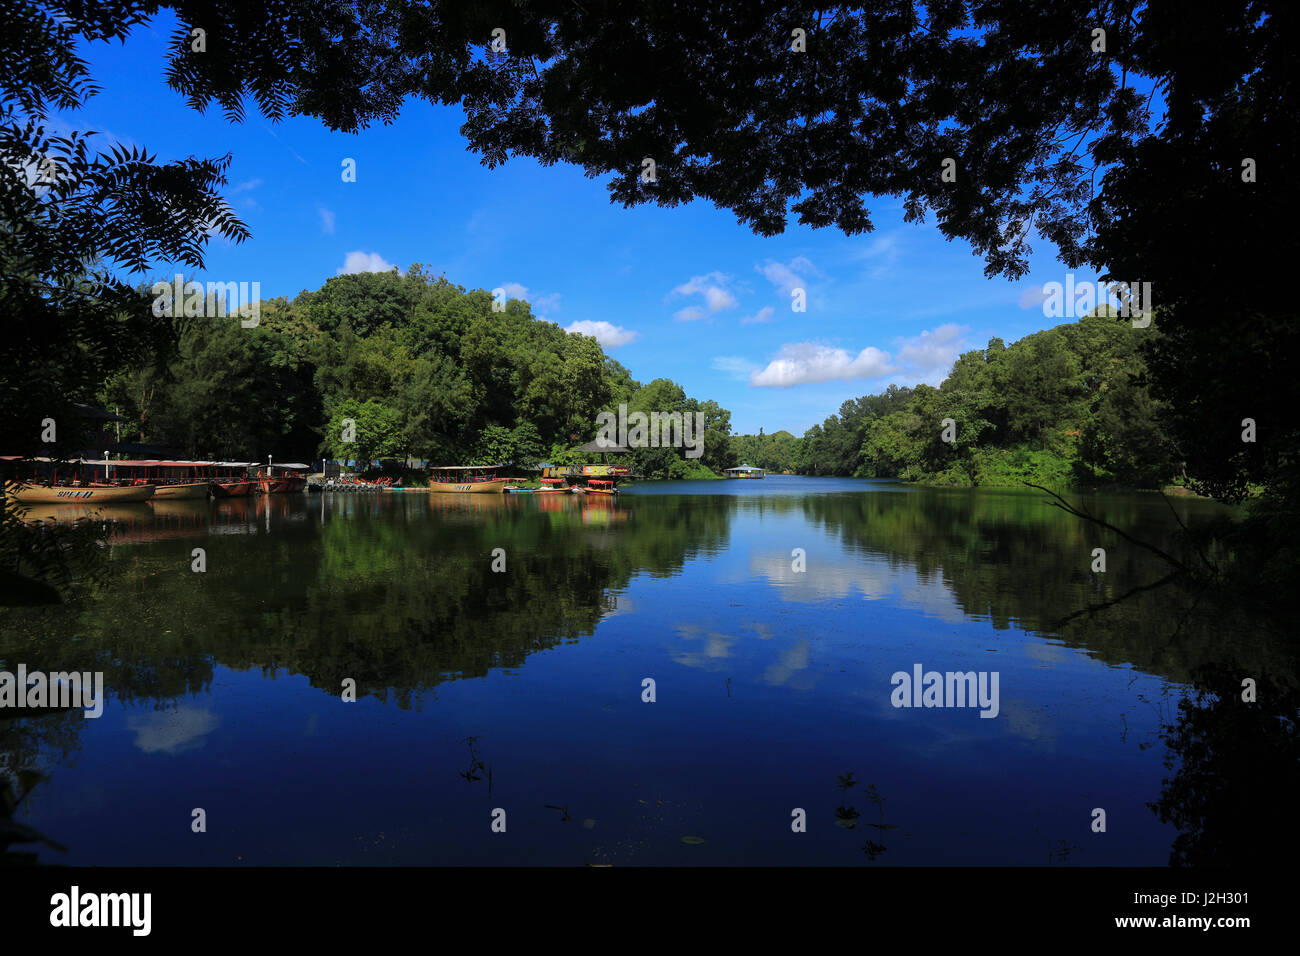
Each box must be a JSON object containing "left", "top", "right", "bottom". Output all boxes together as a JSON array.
[
  {"left": 584, "top": 479, "right": 618, "bottom": 496},
  {"left": 427, "top": 465, "right": 511, "bottom": 494},
  {"left": 257, "top": 463, "right": 310, "bottom": 494},
  {"left": 535, "top": 477, "right": 570, "bottom": 495},
  {"left": 4, "top": 481, "right": 156, "bottom": 503},
  {"left": 212, "top": 461, "right": 257, "bottom": 497},
  {"left": 212, "top": 480, "right": 255, "bottom": 497},
  {"left": 149, "top": 481, "right": 210, "bottom": 499}
]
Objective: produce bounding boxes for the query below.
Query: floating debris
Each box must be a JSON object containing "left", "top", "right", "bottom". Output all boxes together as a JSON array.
[{"left": 680, "top": 836, "right": 705, "bottom": 845}]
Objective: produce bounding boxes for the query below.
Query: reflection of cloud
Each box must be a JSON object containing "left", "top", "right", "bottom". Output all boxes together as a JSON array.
[
  {"left": 746, "top": 551, "right": 965, "bottom": 622},
  {"left": 763, "top": 639, "right": 810, "bottom": 687},
  {"left": 126, "top": 706, "right": 220, "bottom": 755},
  {"left": 671, "top": 623, "right": 735, "bottom": 669}
]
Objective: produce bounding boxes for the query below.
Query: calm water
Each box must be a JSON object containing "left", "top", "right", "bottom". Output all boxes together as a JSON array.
[{"left": 2, "top": 477, "right": 1292, "bottom": 865}]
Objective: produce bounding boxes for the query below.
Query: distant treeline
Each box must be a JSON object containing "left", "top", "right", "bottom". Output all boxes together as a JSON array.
[
  {"left": 734, "top": 311, "right": 1182, "bottom": 489},
  {"left": 100, "top": 265, "right": 736, "bottom": 479}
]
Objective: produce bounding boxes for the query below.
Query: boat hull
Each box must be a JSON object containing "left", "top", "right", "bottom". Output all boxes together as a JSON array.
[
  {"left": 4, "top": 482, "right": 156, "bottom": 503},
  {"left": 427, "top": 478, "right": 511, "bottom": 494},
  {"left": 584, "top": 487, "right": 618, "bottom": 495},
  {"left": 259, "top": 477, "right": 307, "bottom": 494},
  {"left": 212, "top": 480, "right": 255, "bottom": 497},
  {"left": 149, "top": 482, "right": 210, "bottom": 499}
]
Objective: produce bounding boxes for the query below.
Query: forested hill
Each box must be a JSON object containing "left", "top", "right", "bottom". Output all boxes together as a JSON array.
[
  {"left": 101, "top": 265, "right": 734, "bottom": 477},
  {"left": 735, "top": 311, "right": 1182, "bottom": 489}
]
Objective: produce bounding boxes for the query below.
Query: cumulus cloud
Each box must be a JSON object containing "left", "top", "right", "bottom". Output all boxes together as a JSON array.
[
  {"left": 497, "top": 282, "right": 562, "bottom": 315},
  {"left": 740, "top": 306, "right": 775, "bottom": 325},
  {"left": 748, "top": 324, "right": 969, "bottom": 388},
  {"left": 319, "top": 207, "right": 336, "bottom": 235},
  {"left": 566, "top": 320, "right": 638, "bottom": 347},
  {"left": 338, "top": 251, "right": 396, "bottom": 274},
  {"left": 1018, "top": 284, "right": 1050, "bottom": 309},
  {"left": 669, "top": 271, "right": 739, "bottom": 321},
  {"left": 757, "top": 256, "right": 823, "bottom": 297},
  {"left": 895, "top": 323, "right": 967, "bottom": 383},
  {"left": 750, "top": 342, "right": 895, "bottom": 387}
]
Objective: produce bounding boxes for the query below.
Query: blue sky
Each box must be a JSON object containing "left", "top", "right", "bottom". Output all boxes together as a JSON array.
[{"left": 59, "top": 12, "right": 1108, "bottom": 436}]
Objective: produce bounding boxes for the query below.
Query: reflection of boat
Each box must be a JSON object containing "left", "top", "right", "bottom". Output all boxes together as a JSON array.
[
  {"left": 9, "top": 502, "right": 154, "bottom": 525},
  {"left": 4, "top": 481, "right": 156, "bottom": 503},
  {"left": 427, "top": 465, "right": 511, "bottom": 494},
  {"left": 149, "top": 498, "right": 211, "bottom": 520}
]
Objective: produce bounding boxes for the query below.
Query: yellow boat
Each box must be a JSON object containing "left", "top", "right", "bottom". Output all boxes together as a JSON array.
[
  {"left": 3, "top": 481, "right": 156, "bottom": 503},
  {"left": 427, "top": 465, "right": 511, "bottom": 494}
]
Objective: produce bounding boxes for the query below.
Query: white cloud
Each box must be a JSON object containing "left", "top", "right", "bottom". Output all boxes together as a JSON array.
[
  {"left": 231, "top": 178, "right": 262, "bottom": 194},
  {"left": 711, "top": 356, "right": 759, "bottom": 380},
  {"left": 669, "top": 271, "right": 738, "bottom": 321},
  {"left": 750, "top": 342, "right": 895, "bottom": 387},
  {"left": 740, "top": 306, "right": 775, "bottom": 325},
  {"left": 566, "top": 320, "right": 638, "bottom": 348},
  {"left": 895, "top": 323, "right": 967, "bottom": 383},
  {"left": 748, "top": 324, "right": 970, "bottom": 389},
  {"left": 498, "top": 283, "right": 562, "bottom": 314},
  {"left": 1018, "top": 284, "right": 1050, "bottom": 309},
  {"left": 338, "top": 251, "right": 396, "bottom": 274},
  {"left": 757, "top": 256, "right": 823, "bottom": 297},
  {"left": 319, "top": 207, "right": 336, "bottom": 235}
]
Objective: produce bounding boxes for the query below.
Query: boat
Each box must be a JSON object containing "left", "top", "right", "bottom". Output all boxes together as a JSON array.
[
  {"left": 149, "top": 481, "right": 210, "bottom": 499},
  {"left": 427, "top": 465, "right": 511, "bottom": 494},
  {"left": 212, "top": 461, "right": 257, "bottom": 497},
  {"left": 4, "top": 480, "right": 156, "bottom": 504},
  {"left": 535, "top": 477, "right": 571, "bottom": 495},
  {"left": 724, "top": 464, "right": 765, "bottom": 479},
  {"left": 584, "top": 479, "right": 618, "bottom": 496},
  {"left": 80, "top": 458, "right": 215, "bottom": 497},
  {"left": 257, "top": 463, "right": 310, "bottom": 493}
]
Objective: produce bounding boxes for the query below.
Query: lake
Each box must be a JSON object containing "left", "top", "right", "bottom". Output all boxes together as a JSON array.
[{"left": 2, "top": 477, "right": 1292, "bottom": 865}]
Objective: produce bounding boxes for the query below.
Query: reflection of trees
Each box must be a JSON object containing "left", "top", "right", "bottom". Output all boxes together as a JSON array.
[
  {"left": 1148, "top": 663, "right": 1300, "bottom": 867},
  {"left": 1, "top": 711, "right": 81, "bottom": 864},
  {"left": 0, "top": 495, "right": 732, "bottom": 710},
  {"left": 799, "top": 490, "right": 1296, "bottom": 684}
]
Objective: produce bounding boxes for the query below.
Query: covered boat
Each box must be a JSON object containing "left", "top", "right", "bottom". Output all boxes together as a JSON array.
[
  {"left": 427, "top": 465, "right": 511, "bottom": 493},
  {"left": 258, "top": 463, "right": 310, "bottom": 493},
  {"left": 4, "top": 480, "right": 156, "bottom": 503}
]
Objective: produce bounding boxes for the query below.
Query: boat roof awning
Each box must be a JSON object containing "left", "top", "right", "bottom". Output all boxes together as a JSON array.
[
  {"left": 429, "top": 464, "right": 503, "bottom": 470},
  {"left": 276, "top": 463, "right": 312, "bottom": 470}
]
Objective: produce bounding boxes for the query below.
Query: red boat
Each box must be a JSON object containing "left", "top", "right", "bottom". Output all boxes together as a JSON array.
[
  {"left": 211, "top": 461, "right": 258, "bottom": 497},
  {"left": 535, "top": 477, "right": 571, "bottom": 494},
  {"left": 257, "top": 463, "right": 310, "bottom": 493},
  {"left": 584, "top": 479, "right": 618, "bottom": 496}
]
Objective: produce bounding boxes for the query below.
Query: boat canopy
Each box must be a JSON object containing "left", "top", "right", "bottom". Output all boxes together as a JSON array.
[{"left": 430, "top": 464, "right": 503, "bottom": 470}]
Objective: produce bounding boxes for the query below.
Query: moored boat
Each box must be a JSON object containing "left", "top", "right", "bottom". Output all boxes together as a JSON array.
[
  {"left": 584, "top": 479, "right": 618, "bottom": 496},
  {"left": 427, "top": 465, "right": 511, "bottom": 494},
  {"left": 257, "top": 463, "right": 310, "bottom": 493},
  {"left": 535, "top": 477, "right": 570, "bottom": 494},
  {"left": 4, "top": 481, "right": 156, "bottom": 504},
  {"left": 149, "top": 481, "right": 210, "bottom": 499}
]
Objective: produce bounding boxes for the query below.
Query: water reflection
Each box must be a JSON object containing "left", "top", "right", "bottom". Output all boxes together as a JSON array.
[{"left": 1, "top": 483, "right": 1293, "bottom": 865}]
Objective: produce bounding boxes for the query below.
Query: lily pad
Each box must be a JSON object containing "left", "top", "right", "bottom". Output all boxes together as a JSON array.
[{"left": 680, "top": 836, "right": 706, "bottom": 845}]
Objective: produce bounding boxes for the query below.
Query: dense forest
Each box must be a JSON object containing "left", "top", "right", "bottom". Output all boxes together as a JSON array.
[
  {"left": 733, "top": 310, "right": 1182, "bottom": 489},
  {"left": 98, "top": 266, "right": 735, "bottom": 479}
]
